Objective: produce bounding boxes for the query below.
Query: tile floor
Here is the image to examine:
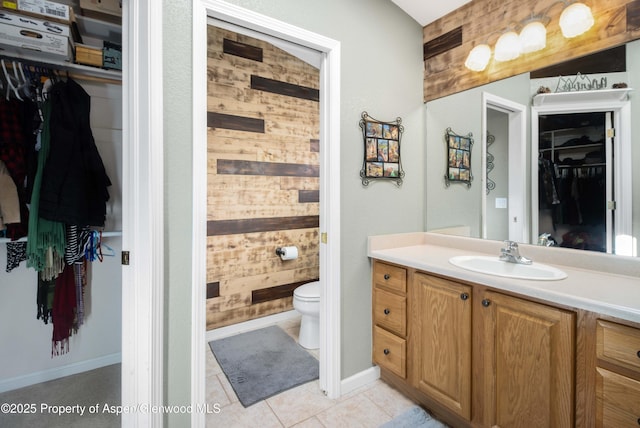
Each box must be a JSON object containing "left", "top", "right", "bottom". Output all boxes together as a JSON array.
[{"left": 206, "top": 316, "right": 423, "bottom": 427}]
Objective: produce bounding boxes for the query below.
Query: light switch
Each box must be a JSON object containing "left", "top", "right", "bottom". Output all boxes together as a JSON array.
[{"left": 495, "top": 198, "right": 507, "bottom": 209}]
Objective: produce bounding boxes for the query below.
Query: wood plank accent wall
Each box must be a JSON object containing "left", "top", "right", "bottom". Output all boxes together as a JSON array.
[
  {"left": 206, "top": 26, "right": 320, "bottom": 330},
  {"left": 423, "top": 0, "right": 640, "bottom": 102}
]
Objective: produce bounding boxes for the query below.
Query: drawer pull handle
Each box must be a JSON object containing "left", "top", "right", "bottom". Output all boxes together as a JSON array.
[
  {"left": 637, "top": 350, "right": 640, "bottom": 359},
  {"left": 482, "top": 299, "right": 491, "bottom": 307},
  {"left": 383, "top": 308, "right": 390, "bottom": 315},
  {"left": 384, "top": 274, "right": 390, "bottom": 280},
  {"left": 460, "top": 293, "right": 469, "bottom": 301},
  {"left": 383, "top": 348, "right": 390, "bottom": 355}
]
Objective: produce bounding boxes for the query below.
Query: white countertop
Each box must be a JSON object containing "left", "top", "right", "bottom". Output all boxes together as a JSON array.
[{"left": 368, "top": 232, "right": 640, "bottom": 324}]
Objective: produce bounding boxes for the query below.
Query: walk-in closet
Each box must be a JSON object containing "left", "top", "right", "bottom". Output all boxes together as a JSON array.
[
  {"left": 537, "top": 111, "right": 610, "bottom": 252},
  {"left": 0, "top": 0, "right": 123, "bottom": 418}
]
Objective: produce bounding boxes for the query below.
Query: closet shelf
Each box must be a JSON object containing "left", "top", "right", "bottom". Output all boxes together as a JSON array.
[
  {"left": 556, "top": 163, "right": 606, "bottom": 168},
  {"left": 1, "top": 50, "right": 121, "bottom": 83},
  {"left": 539, "top": 143, "right": 603, "bottom": 152},
  {"left": 533, "top": 88, "right": 633, "bottom": 106},
  {"left": 0, "top": 231, "right": 122, "bottom": 243}
]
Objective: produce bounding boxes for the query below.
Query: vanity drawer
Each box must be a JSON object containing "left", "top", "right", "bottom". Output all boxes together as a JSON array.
[
  {"left": 374, "top": 288, "right": 406, "bottom": 337},
  {"left": 596, "top": 368, "right": 640, "bottom": 428},
  {"left": 373, "top": 261, "right": 406, "bottom": 294},
  {"left": 597, "top": 320, "right": 640, "bottom": 374},
  {"left": 373, "top": 325, "right": 406, "bottom": 379}
]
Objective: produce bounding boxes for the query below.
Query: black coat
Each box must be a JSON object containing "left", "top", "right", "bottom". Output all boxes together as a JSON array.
[{"left": 38, "top": 78, "right": 111, "bottom": 227}]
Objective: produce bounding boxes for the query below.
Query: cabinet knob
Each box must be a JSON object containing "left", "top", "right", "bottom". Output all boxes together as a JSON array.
[
  {"left": 460, "top": 293, "right": 469, "bottom": 301},
  {"left": 482, "top": 299, "right": 491, "bottom": 307},
  {"left": 383, "top": 308, "right": 390, "bottom": 315},
  {"left": 637, "top": 350, "right": 640, "bottom": 359},
  {"left": 383, "top": 348, "right": 390, "bottom": 355},
  {"left": 384, "top": 274, "right": 390, "bottom": 280}
]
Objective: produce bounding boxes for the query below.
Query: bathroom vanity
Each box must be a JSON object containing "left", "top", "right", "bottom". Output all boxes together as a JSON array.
[{"left": 369, "top": 232, "right": 640, "bottom": 428}]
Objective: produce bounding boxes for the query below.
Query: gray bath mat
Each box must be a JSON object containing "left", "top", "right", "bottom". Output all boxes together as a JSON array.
[
  {"left": 209, "top": 325, "right": 319, "bottom": 407},
  {"left": 380, "top": 405, "right": 449, "bottom": 428}
]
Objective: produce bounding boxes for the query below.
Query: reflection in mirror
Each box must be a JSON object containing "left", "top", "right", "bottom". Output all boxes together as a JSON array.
[
  {"left": 425, "top": 40, "right": 640, "bottom": 257},
  {"left": 532, "top": 89, "right": 634, "bottom": 256},
  {"left": 482, "top": 93, "right": 527, "bottom": 244}
]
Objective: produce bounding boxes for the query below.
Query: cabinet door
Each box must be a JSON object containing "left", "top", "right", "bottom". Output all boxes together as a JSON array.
[
  {"left": 481, "top": 291, "right": 575, "bottom": 428},
  {"left": 413, "top": 273, "right": 472, "bottom": 420},
  {"left": 596, "top": 367, "right": 640, "bottom": 428}
]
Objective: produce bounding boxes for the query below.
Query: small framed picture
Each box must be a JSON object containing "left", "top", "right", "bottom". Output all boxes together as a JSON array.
[
  {"left": 360, "top": 112, "right": 404, "bottom": 186},
  {"left": 444, "top": 127, "right": 473, "bottom": 188}
]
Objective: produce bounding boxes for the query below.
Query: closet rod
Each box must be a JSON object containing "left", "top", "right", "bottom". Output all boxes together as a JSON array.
[{"left": 0, "top": 53, "right": 122, "bottom": 85}]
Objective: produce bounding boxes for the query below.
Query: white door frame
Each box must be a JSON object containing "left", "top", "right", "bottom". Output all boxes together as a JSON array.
[
  {"left": 531, "top": 97, "right": 633, "bottom": 255},
  {"left": 481, "top": 92, "right": 528, "bottom": 243},
  {"left": 192, "top": 1, "right": 342, "bottom": 426},
  {"left": 121, "top": 0, "right": 165, "bottom": 426}
]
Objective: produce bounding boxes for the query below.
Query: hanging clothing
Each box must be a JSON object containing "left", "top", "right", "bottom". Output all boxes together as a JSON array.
[
  {"left": 0, "top": 159, "right": 20, "bottom": 228},
  {"left": 52, "top": 264, "right": 77, "bottom": 356},
  {"left": 26, "top": 100, "right": 66, "bottom": 277},
  {"left": 38, "top": 78, "right": 111, "bottom": 227},
  {"left": 5, "top": 241, "right": 27, "bottom": 272},
  {"left": 0, "top": 98, "right": 36, "bottom": 240}
]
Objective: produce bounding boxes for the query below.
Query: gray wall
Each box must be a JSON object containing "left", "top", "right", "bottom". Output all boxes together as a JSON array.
[
  {"left": 163, "top": 0, "right": 193, "bottom": 426},
  {"left": 161, "top": 0, "right": 424, "bottom": 423},
  {"left": 424, "top": 74, "right": 531, "bottom": 238},
  {"left": 485, "top": 108, "right": 509, "bottom": 241}
]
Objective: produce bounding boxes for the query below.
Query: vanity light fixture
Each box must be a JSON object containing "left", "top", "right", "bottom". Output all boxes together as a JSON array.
[
  {"left": 464, "top": 43, "right": 492, "bottom": 71},
  {"left": 494, "top": 30, "right": 522, "bottom": 62},
  {"left": 519, "top": 20, "right": 547, "bottom": 53},
  {"left": 463, "top": 1, "right": 595, "bottom": 71},
  {"left": 559, "top": 1, "right": 595, "bottom": 38}
]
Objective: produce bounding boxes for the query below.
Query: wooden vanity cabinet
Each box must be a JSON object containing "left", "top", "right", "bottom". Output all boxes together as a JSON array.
[
  {"left": 479, "top": 289, "right": 575, "bottom": 428},
  {"left": 372, "top": 261, "right": 407, "bottom": 379},
  {"left": 372, "top": 263, "right": 577, "bottom": 428},
  {"left": 594, "top": 320, "right": 640, "bottom": 427},
  {"left": 412, "top": 272, "right": 472, "bottom": 420}
]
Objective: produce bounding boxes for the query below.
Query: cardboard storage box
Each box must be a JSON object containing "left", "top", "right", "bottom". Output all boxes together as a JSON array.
[
  {"left": 0, "top": 20, "right": 70, "bottom": 60},
  {"left": 0, "top": 10, "right": 70, "bottom": 37},
  {"left": 75, "top": 43, "right": 102, "bottom": 67},
  {"left": 1, "top": 0, "right": 71, "bottom": 23}
]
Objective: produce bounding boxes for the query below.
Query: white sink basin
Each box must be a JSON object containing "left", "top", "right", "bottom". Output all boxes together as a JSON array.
[{"left": 449, "top": 255, "right": 567, "bottom": 281}]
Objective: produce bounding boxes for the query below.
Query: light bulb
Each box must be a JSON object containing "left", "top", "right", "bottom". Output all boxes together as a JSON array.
[
  {"left": 519, "top": 21, "right": 547, "bottom": 53},
  {"left": 494, "top": 31, "right": 521, "bottom": 62},
  {"left": 559, "top": 2, "right": 595, "bottom": 38},
  {"left": 464, "top": 44, "right": 492, "bottom": 71}
]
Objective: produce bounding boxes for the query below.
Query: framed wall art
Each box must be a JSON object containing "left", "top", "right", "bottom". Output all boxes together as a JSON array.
[
  {"left": 359, "top": 112, "right": 404, "bottom": 186},
  {"left": 444, "top": 127, "right": 473, "bottom": 188}
]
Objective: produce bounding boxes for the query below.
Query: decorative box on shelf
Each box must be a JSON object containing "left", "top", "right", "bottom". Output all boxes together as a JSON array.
[{"left": 75, "top": 43, "right": 102, "bottom": 67}]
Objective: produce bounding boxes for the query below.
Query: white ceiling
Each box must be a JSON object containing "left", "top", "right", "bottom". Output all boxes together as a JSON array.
[{"left": 390, "top": 0, "right": 473, "bottom": 26}]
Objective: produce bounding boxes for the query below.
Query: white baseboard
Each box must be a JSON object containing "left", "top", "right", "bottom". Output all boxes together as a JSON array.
[
  {"left": 205, "top": 310, "right": 300, "bottom": 342},
  {"left": 0, "top": 353, "right": 122, "bottom": 393},
  {"left": 340, "top": 365, "right": 380, "bottom": 396}
]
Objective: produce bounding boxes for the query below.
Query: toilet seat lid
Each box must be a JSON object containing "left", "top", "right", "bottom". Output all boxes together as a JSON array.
[{"left": 294, "top": 281, "right": 320, "bottom": 299}]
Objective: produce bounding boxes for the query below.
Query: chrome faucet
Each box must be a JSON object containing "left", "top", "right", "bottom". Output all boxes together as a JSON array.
[{"left": 499, "top": 240, "right": 532, "bottom": 265}]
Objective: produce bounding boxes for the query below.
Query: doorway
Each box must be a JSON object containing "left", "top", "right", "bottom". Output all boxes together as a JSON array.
[
  {"left": 536, "top": 111, "right": 610, "bottom": 252},
  {"left": 531, "top": 91, "right": 633, "bottom": 256},
  {"left": 192, "top": 3, "right": 342, "bottom": 426},
  {"left": 481, "top": 92, "right": 528, "bottom": 244}
]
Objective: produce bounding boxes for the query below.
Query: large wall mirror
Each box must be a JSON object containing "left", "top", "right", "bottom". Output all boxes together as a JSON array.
[{"left": 425, "top": 39, "right": 640, "bottom": 257}]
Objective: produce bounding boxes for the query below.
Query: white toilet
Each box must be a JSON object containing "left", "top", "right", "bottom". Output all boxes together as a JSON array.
[{"left": 293, "top": 280, "right": 320, "bottom": 349}]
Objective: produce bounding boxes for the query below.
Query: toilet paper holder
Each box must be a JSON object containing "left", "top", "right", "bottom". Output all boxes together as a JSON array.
[{"left": 275, "top": 246, "right": 298, "bottom": 260}]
